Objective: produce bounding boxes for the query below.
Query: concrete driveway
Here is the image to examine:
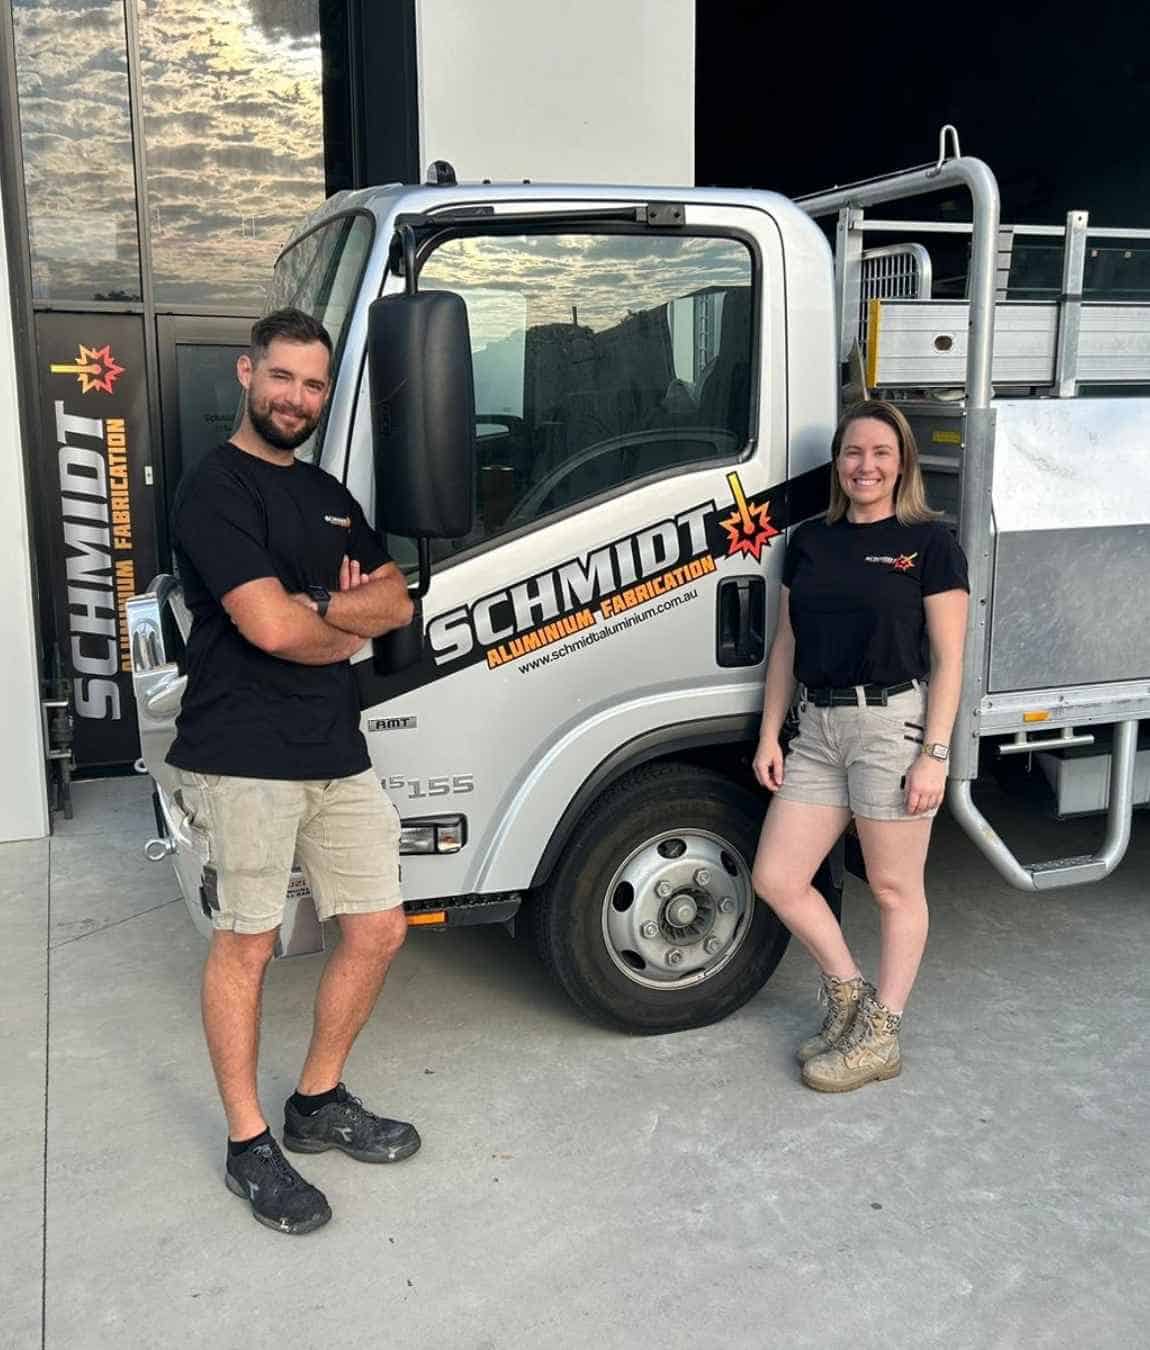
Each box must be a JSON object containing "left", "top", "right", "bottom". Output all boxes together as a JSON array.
[{"left": 2, "top": 774, "right": 1147, "bottom": 1349}]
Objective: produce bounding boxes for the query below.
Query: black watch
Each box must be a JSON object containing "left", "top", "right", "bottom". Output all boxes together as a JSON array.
[{"left": 306, "top": 584, "right": 331, "bottom": 619}]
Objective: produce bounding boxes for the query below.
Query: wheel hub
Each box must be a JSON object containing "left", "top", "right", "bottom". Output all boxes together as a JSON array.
[
  {"left": 664, "top": 893, "right": 699, "bottom": 929},
  {"left": 602, "top": 828, "right": 753, "bottom": 990}
]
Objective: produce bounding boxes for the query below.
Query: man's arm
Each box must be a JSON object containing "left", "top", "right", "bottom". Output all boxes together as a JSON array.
[
  {"left": 222, "top": 577, "right": 367, "bottom": 665},
  {"left": 322, "top": 561, "right": 415, "bottom": 639}
]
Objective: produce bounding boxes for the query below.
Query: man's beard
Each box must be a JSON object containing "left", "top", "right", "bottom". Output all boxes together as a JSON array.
[{"left": 248, "top": 397, "right": 320, "bottom": 452}]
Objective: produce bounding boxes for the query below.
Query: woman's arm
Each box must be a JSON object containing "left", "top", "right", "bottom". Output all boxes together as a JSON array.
[
  {"left": 753, "top": 586, "right": 797, "bottom": 791},
  {"left": 905, "top": 587, "right": 969, "bottom": 814}
]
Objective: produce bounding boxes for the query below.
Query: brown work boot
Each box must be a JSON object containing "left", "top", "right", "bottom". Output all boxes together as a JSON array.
[
  {"left": 796, "top": 973, "right": 874, "bottom": 1065},
  {"left": 801, "top": 991, "right": 902, "bottom": 1093}
]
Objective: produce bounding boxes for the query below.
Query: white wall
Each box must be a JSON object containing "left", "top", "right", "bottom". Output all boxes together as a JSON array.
[
  {"left": 416, "top": 0, "right": 694, "bottom": 186},
  {"left": 0, "top": 188, "right": 49, "bottom": 842}
]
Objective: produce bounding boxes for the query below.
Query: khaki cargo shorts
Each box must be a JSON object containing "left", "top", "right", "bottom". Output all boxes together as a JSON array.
[
  {"left": 776, "top": 682, "right": 939, "bottom": 821},
  {"left": 174, "top": 769, "right": 403, "bottom": 934}
]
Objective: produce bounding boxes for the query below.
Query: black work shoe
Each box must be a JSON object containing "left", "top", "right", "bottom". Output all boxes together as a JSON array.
[
  {"left": 283, "top": 1083, "right": 421, "bottom": 1164},
  {"left": 224, "top": 1136, "right": 332, "bottom": 1235}
]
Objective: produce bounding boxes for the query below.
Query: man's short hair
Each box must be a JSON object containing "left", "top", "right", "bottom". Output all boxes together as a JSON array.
[{"left": 249, "top": 308, "right": 333, "bottom": 365}]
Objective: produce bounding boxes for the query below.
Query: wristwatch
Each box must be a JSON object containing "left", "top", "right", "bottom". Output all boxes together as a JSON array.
[
  {"left": 306, "top": 584, "right": 331, "bottom": 618},
  {"left": 923, "top": 742, "right": 950, "bottom": 762}
]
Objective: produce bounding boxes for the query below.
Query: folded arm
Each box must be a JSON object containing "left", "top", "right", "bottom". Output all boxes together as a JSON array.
[{"left": 222, "top": 577, "right": 367, "bottom": 665}]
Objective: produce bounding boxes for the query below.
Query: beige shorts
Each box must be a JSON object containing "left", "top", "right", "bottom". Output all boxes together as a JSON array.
[
  {"left": 776, "top": 683, "right": 940, "bottom": 821},
  {"left": 174, "top": 769, "right": 403, "bottom": 934}
]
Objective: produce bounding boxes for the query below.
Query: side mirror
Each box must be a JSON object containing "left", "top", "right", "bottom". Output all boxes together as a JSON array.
[
  {"left": 367, "top": 290, "right": 476, "bottom": 539},
  {"left": 367, "top": 282, "right": 476, "bottom": 675}
]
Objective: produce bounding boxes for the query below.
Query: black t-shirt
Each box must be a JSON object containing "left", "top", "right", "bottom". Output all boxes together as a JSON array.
[
  {"left": 166, "top": 442, "right": 390, "bottom": 780},
  {"left": 782, "top": 515, "right": 969, "bottom": 688}
]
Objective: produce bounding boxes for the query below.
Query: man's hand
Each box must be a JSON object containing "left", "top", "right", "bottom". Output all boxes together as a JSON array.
[
  {"left": 324, "top": 560, "right": 414, "bottom": 638},
  {"left": 339, "top": 556, "right": 370, "bottom": 591}
]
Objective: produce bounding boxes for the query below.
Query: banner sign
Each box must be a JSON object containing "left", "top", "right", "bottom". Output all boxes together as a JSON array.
[{"left": 36, "top": 313, "right": 156, "bottom": 769}]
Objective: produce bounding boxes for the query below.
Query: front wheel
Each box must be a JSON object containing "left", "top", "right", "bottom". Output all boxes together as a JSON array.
[{"left": 534, "top": 762, "right": 793, "bottom": 1033}]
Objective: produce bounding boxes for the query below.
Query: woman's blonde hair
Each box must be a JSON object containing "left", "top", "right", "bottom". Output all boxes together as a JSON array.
[{"left": 826, "top": 399, "right": 940, "bottom": 525}]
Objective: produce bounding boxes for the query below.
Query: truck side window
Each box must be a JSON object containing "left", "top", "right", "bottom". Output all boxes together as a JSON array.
[
  {"left": 268, "top": 212, "right": 373, "bottom": 463},
  {"left": 418, "top": 231, "right": 754, "bottom": 556}
]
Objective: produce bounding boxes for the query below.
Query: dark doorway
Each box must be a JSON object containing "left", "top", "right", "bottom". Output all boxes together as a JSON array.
[{"left": 156, "top": 316, "right": 252, "bottom": 567}]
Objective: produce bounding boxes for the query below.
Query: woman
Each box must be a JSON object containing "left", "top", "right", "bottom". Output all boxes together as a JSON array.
[{"left": 752, "top": 399, "right": 968, "bottom": 1092}]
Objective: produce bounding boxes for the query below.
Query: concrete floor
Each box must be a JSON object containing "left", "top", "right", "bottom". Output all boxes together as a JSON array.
[{"left": 1, "top": 774, "right": 1148, "bottom": 1350}]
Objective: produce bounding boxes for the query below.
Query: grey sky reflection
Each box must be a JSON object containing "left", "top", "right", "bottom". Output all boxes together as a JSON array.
[
  {"left": 139, "top": 0, "right": 325, "bottom": 306},
  {"left": 14, "top": 0, "right": 142, "bottom": 300},
  {"left": 13, "top": 0, "right": 326, "bottom": 306},
  {"left": 421, "top": 235, "right": 751, "bottom": 347}
]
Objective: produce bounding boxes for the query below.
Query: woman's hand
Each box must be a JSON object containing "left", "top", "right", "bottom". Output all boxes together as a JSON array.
[
  {"left": 753, "top": 737, "right": 785, "bottom": 792},
  {"left": 905, "top": 754, "right": 947, "bottom": 815}
]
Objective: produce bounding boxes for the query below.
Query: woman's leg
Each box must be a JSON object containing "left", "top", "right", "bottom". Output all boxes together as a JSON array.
[
  {"left": 852, "top": 814, "right": 934, "bottom": 1011},
  {"left": 752, "top": 798, "right": 854, "bottom": 975}
]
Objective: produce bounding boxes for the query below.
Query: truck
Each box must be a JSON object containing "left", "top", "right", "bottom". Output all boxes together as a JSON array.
[{"left": 127, "top": 128, "right": 1150, "bottom": 1033}]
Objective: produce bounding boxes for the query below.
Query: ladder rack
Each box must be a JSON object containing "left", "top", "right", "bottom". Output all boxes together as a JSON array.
[{"left": 843, "top": 210, "right": 1150, "bottom": 396}]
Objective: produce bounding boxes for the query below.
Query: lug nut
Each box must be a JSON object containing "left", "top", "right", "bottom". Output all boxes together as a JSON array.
[
  {"left": 655, "top": 880, "right": 673, "bottom": 899},
  {"left": 703, "top": 936, "right": 722, "bottom": 955},
  {"left": 666, "top": 948, "right": 684, "bottom": 967},
  {"left": 718, "top": 897, "right": 735, "bottom": 914},
  {"left": 694, "top": 868, "right": 711, "bottom": 887},
  {"left": 640, "top": 920, "right": 659, "bottom": 939}
]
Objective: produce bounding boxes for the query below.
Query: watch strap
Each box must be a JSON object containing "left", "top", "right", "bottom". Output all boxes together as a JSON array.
[{"left": 307, "top": 585, "right": 331, "bottom": 618}]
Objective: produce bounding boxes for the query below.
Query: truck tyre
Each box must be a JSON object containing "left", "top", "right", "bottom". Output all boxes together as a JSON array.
[{"left": 534, "top": 762, "right": 801, "bottom": 1033}]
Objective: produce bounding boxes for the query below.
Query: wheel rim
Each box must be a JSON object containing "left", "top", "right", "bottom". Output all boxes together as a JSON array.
[{"left": 600, "top": 827, "right": 755, "bottom": 991}]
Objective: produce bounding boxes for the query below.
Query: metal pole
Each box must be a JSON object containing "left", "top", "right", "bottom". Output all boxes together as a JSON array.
[
  {"left": 121, "top": 0, "right": 168, "bottom": 568},
  {"left": 1053, "top": 210, "right": 1088, "bottom": 398}
]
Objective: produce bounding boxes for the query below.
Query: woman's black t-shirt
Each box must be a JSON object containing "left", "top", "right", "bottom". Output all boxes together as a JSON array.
[{"left": 782, "top": 515, "right": 969, "bottom": 688}]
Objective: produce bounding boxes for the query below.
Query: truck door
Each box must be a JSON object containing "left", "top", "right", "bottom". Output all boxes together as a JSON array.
[{"left": 353, "top": 204, "right": 803, "bottom": 1020}]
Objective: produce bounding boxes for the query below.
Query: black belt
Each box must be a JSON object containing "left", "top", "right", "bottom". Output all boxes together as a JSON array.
[{"left": 803, "top": 680, "right": 918, "bottom": 708}]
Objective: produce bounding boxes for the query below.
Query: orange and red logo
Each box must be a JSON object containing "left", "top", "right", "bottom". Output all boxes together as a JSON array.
[
  {"left": 892, "top": 552, "right": 918, "bottom": 572},
  {"left": 50, "top": 344, "right": 124, "bottom": 395},
  {"left": 720, "top": 471, "right": 778, "bottom": 562}
]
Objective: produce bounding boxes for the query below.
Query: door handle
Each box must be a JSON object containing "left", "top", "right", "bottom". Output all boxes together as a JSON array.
[{"left": 716, "top": 576, "right": 765, "bottom": 667}]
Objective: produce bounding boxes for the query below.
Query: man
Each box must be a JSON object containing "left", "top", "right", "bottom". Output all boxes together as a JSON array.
[{"left": 168, "top": 307, "right": 417, "bottom": 1235}]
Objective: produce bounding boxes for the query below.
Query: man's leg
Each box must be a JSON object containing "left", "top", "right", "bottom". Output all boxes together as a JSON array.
[
  {"left": 201, "top": 928, "right": 278, "bottom": 1140},
  {"left": 285, "top": 775, "right": 418, "bottom": 1163},
  {"left": 296, "top": 908, "right": 407, "bottom": 1094}
]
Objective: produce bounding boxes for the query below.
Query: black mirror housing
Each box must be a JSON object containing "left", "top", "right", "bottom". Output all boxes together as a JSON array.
[{"left": 367, "top": 291, "right": 476, "bottom": 539}]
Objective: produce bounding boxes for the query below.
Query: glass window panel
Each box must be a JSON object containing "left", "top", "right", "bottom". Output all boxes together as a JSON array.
[
  {"left": 419, "top": 232, "right": 754, "bottom": 556},
  {"left": 266, "top": 212, "right": 372, "bottom": 462},
  {"left": 12, "top": 0, "right": 142, "bottom": 302},
  {"left": 173, "top": 342, "right": 245, "bottom": 482},
  {"left": 137, "top": 0, "right": 326, "bottom": 307}
]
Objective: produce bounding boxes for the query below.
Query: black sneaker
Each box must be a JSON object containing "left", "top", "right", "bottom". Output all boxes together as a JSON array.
[
  {"left": 283, "top": 1083, "right": 421, "bottom": 1164},
  {"left": 224, "top": 1136, "right": 332, "bottom": 1235}
]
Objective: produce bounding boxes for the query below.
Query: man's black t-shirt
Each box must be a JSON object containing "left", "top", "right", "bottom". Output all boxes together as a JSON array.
[
  {"left": 782, "top": 515, "right": 969, "bottom": 689},
  {"left": 166, "top": 442, "right": 390, "bottom": 780}
]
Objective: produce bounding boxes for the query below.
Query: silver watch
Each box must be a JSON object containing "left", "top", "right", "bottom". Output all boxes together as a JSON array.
[{"left": 923, "top": 742, "right": 949, "bottom": 762}]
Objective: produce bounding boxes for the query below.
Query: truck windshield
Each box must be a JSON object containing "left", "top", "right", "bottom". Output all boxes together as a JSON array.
[
  {"left": 268, "top": 212, "right": 373, "bottom": 462},
  {"left": 419, "top": 230, "right": 754, "bottom": 557}
]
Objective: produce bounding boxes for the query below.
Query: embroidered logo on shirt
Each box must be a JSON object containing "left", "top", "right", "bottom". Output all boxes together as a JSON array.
[
  {"left": 324, "top": 514, "right": 351, "bottom": 528},
  {"left": 865, "top": 552, "right": 918, "bottom": 572}
]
